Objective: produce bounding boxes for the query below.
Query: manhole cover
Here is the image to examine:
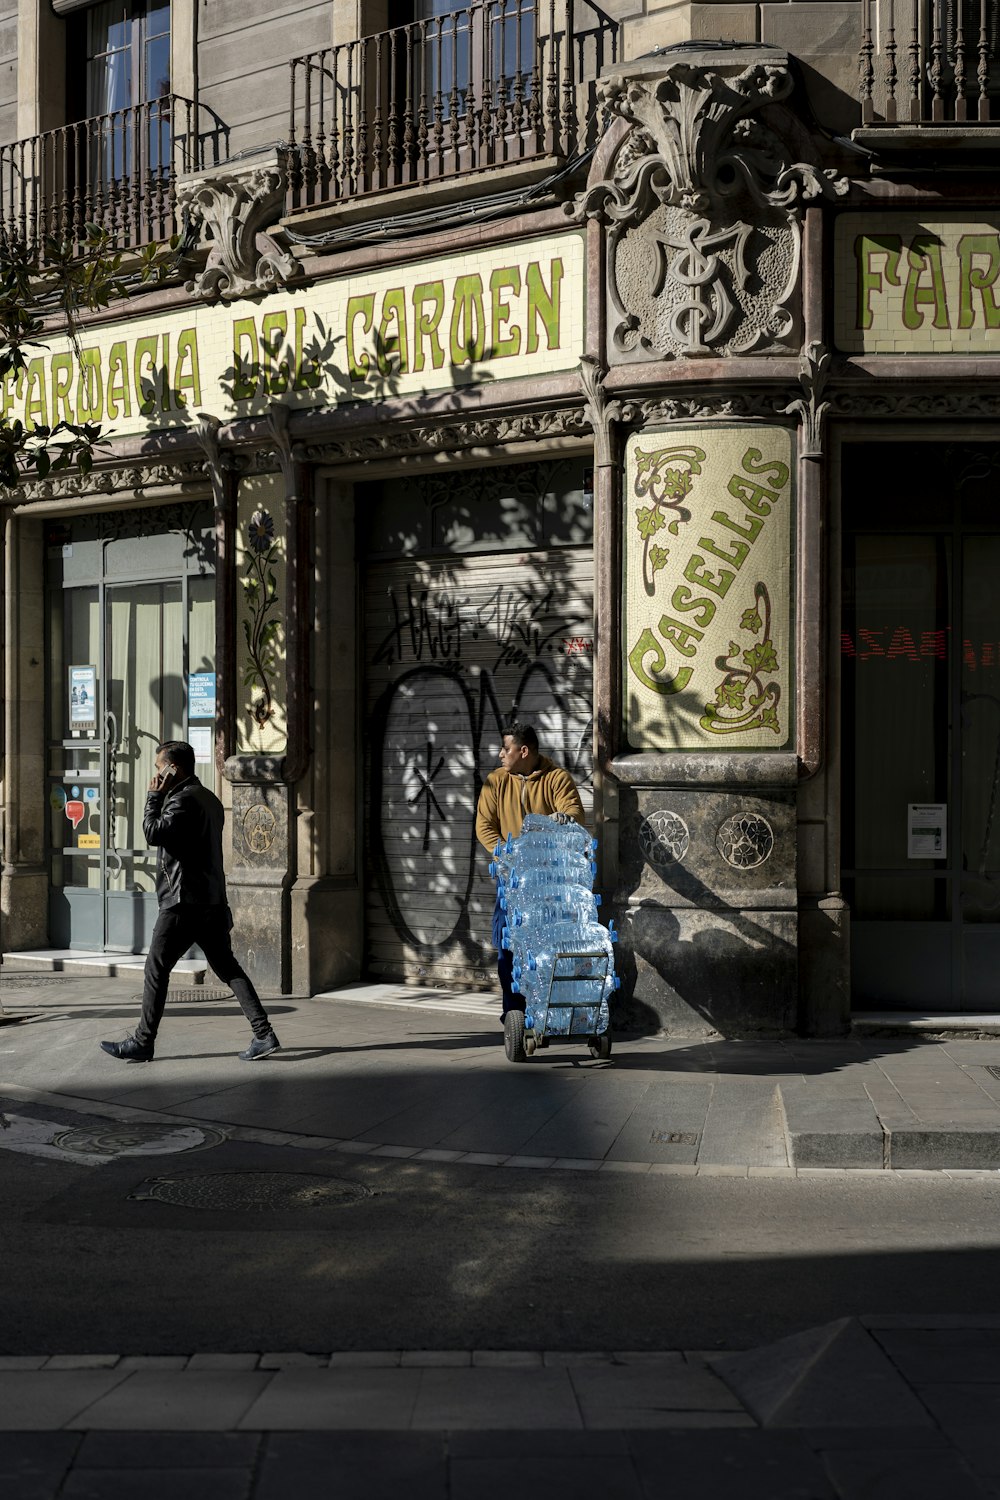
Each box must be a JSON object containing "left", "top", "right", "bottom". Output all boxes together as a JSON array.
[
  {"left": 650, "top": 1130, "right": 699, "bottom": 1146},
  {"left": 52, "top": 1123, "right": 226, "bottom": 1158},
  {"left": 129, "top": 1171, "right": 373, "bottom": 1211}
]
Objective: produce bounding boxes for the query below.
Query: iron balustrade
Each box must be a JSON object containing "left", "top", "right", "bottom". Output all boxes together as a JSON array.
[
  {"left": 287, "top": 0, "right": 617, "bottom": 211},
  {"left": 860, "top": 0, "right": 1000, "bottom": 122},
  {"left": 0, "top": 95, "right": 229, "bottom": 257}
]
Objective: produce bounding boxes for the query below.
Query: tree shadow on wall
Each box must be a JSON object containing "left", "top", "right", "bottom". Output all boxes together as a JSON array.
[
  {"left": 364, "top": 496, "right": 596, "bottom": 988},
  {"left": 611, "top": 679, "right": 798, "bottom": 1039}
]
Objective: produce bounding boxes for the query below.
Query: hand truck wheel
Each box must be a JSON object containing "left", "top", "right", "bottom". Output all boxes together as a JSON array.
[{"left": 504, "top": 1010, "right": 528, "bottom": 1063}]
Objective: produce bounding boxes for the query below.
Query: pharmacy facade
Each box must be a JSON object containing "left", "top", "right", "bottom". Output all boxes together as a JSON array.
[{"left": 5, "top": 41, "right": 1000, "bottom": 1032}]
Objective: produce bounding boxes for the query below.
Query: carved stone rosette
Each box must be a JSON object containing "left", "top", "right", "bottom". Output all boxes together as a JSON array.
[
  {"left": 177, "top": 154, "right": 300, "bottom": 301},
  {"left": 576, "top": 47, "right": 847, "bottom": 363}
]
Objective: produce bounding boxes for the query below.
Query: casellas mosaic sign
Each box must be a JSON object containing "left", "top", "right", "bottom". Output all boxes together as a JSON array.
[
  {"left": 1, "top": 231, "right": 585, "bottom": 438},
  {"left": 835, "top": 214, "right": 1000, "bottom": 353},
  {"left": 623, "top": 425, "right": 794, "bottom": 751}
]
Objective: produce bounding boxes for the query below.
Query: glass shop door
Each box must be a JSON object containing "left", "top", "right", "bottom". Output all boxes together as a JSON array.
[
  {"left": 842, "top": 443, "right": 1000, "bottom": 1010},
  {"left": 49, "top": 571, "right": 215, "bottom": 952}
]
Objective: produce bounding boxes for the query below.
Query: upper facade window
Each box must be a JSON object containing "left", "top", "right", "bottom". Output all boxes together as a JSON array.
[
  {"left": 84, "top": 1, "right": 171, "bottom": 123},
  {"left": 76, "top": 1, "right": 171, "bottom": 176}
]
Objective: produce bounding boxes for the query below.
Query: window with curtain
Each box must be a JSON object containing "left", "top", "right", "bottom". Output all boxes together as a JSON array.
[
  {"left": 81, "top": 1, "right": 171, "bottom": 181},
  {"left": 409, "top": 0, "right": 535, "bottom": 118}
]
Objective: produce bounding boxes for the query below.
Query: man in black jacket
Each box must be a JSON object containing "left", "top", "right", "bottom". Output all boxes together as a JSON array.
[{"left": 100, "top": 740, "right": 280, "bottom": 1063}]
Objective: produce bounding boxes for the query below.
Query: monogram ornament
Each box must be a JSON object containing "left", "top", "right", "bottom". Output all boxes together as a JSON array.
[{"left": 576, "top": 47, "right": 847, "bottom": 362}]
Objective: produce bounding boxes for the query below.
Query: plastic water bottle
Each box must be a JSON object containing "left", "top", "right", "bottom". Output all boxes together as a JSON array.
[
  {"left": 521, "top": 813, "right": 596, "bottom": 856},
  {"left": 509, "top": 868, "right": 599, "bottom": 900},
  {"left": 512, "top": 896, "right": 600, "bottom": 928}
]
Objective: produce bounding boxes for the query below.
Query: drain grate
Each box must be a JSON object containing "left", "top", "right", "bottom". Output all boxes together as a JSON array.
[
  {"left": 130, "top": 1171, "right": 373, "bottom": 1212},
  {"left": 128, "top": 989, "right": 231, "bottom": 1003},
  {"left": 985, "top": 1066, "right": 1000, "bottom": 1081},
  {"left": 650, "top": 1130, "right": 699, "bottom": 1147},
  {"left": 0, "top": 974, "right": 83, "bottom": 989},
  {"left": 167, "top": 988, "right": 231, "bottom": 1002},
  {"left": 53, "top": 1123, "right": 226, "bottom": 1158}
]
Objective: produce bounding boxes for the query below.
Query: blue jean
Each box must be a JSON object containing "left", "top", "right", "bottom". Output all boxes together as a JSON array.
[{"left": 493, "top": 891, "right": 523, "bottom": 1017}]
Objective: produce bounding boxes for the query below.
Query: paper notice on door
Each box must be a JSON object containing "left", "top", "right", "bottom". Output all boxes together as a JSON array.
[
  {"left": 908, "top": 804, "right": 947, "bottom": 859},
  {"left": 189, "top": 726, "right": 213, "bottom": 764}
]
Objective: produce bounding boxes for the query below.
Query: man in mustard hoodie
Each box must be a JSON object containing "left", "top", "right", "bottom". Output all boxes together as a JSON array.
[{"left": 475, "top": 723, "right": 585, "bottom": 1027}]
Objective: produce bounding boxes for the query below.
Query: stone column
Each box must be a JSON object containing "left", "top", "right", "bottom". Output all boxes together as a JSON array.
[
  {"left": 1, "top": 515, "right": 49, "bottom": 950},
  {"left": 288, "top": 478, "right": 363, "bottom": 996},
  {"left": 573, "top": 45, "right": 850, "bottom": 1033},
  {"left": 196, "top": 412, "right": 300, "bottom": 994}
]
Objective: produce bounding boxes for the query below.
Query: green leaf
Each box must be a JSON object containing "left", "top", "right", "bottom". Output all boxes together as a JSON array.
[
  {"left": 740, "top": 608, "right": 762, "bottom": 633},
  {"left": 660, "top": 468, "right": 692, "bottom": 501},
  {"left": 742, "top": 640, "right": 779, "bottom": 675},
  {"left": 635, "top": 505, "right": 665, "bottom": 541},
  {"left": 715, "top": 679, "right": 745, "bottom": 709},
  {"left": 649, "top": 544, "right": 670, "bottom": 574}
]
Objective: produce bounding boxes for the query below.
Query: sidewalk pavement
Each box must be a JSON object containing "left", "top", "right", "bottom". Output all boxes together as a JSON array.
[
  {"left": 4, "top": 963, "right": 1000, "bottom": 1173},
  {"left": 3, "top": 1319, "right": 1000, "bottom": 1497},
  {"left": 5, "top": 969, "right": 1000, "bottom": 1494}
]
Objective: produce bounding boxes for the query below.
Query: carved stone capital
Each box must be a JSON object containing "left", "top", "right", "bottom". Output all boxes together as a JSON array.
[
  {"left": 264, "top": 402, "right": 296, "bottom": 489},
  {"left": 622, "top": 389, "right": 795, "bottom": 426},
  {"left": 782, "top": 341, "right": 832, "bottom": 458},
  {"left": 193, "top": 412, "right": 226, "bottom": 504},
  {"left": 580, "top": 355, "right": 621, "bottom": 468},
  {"left": 177, "top": 154, "right": 300, "bottom": 301}
]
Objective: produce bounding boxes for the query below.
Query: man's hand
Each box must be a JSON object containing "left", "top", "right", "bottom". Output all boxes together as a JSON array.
[
  {"left": 552, "top": 811, "right": 574, "bottom": 825},
  {"left": 149, "top": 766, "right": 176, "bottom": 794}
]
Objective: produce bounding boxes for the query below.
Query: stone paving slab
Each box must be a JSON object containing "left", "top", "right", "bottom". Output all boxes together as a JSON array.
[
  {"left": 2, "top": 1327, "right": 1000, "bottom": 1496},
  {"left": 65, "top": 1372, "right": 272, "bottom": 1431},
  {"left": 0, "top": 1371, "right": 132, "bottom": 1430},
  {"left": 238, "top": 1370, "right": 424, "bottom": 1431},
  {"left": 7, "top": 976, "right": 1000, "bottom": 1171}
]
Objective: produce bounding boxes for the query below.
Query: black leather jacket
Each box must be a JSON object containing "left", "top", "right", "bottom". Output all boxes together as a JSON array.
[{"left": 143, "top": 775, "right": 229, "bottom": 910}]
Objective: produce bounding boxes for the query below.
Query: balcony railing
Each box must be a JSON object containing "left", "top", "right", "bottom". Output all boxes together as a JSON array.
[
  {"left": 860, "top": 0, "right": 1000, "bottom": 122},
  {"left": 287, "top": 0, "right": 617, "bottom": 213},
  {"left": 0, "top": 95, "right": 230, "bottom": 258}
]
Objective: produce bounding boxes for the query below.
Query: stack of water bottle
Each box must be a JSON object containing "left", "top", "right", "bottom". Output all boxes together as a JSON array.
[{"left": 489, "top": 812, "right": 620, "bottom": 1038}]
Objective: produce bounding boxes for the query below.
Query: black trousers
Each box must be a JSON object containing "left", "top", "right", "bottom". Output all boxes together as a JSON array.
[{"left": 136, "top": 904, "right": 272, "bottom": 1046}]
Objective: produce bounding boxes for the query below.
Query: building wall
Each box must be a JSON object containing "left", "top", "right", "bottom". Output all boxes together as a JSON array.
[
  {"left": 0, "top": 2, "right": 16, "bottom": 144},
  {"left": 197, "top": 0, "right": 332, "bottom": 156},
  {"left": 0, "top": 3, "right": 864, "bottom": 155},
  {"left": 2, "top": 0, "right": 995, "bottom": 1032}
]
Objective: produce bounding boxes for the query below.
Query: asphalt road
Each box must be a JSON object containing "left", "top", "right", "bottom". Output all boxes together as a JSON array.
[{"left": 4, "top": 1137, "right": 1000, "bottom": 1355}]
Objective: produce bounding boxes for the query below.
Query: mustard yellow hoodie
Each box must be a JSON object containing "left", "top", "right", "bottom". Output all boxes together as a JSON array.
[{"left": 475, "top": 756, "right": 584, "bottom": 853}]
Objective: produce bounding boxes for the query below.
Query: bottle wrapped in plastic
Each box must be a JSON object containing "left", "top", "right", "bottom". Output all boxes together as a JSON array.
[
  {"left": 493, "top": 813, "right": 619, "bottom": 1043},
  {"left": 520, "top": 813, "right": 596, "bottom": 855},
  {"left": 511, "top": 895, "right": 600, "bottom": 928}
]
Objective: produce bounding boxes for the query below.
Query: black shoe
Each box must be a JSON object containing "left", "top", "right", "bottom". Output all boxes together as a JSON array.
[
  {"left": 100, "top": 1035, "right": 154, "bottom": 1062},
  {"left": 239, "top": 1030, "right": 280, "bottom": 1062}
]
